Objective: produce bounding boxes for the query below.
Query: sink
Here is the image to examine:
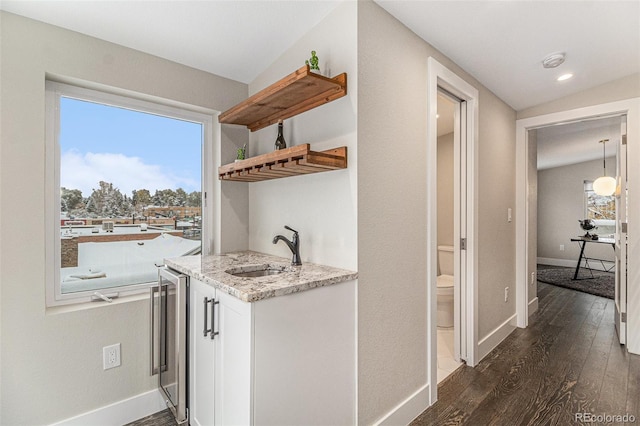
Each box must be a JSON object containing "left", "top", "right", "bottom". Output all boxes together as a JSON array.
[{"left": 226, "top": 264, "right": 290, "bottom": 278}]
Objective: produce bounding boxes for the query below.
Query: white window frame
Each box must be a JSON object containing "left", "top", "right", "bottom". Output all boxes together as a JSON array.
[
  {"left": 45, "top": 81, "right": 216, "bottom": 307},
  {"left": 584, "top": 179, "right": 616, "bottom": 229}
]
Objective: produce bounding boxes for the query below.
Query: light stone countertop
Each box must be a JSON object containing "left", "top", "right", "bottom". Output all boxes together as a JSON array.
[{"left": 164, "top": 251, "right": 358, "bottom": 303}]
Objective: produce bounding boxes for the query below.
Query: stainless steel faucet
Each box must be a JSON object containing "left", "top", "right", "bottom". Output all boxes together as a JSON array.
[{"left": 272, "top": 225, "right": 301, "bottom": 265}]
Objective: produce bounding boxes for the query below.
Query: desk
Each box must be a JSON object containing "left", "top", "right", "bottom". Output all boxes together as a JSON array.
[{"left": 571, "top": 236, "right": 615, "bottom": 280}]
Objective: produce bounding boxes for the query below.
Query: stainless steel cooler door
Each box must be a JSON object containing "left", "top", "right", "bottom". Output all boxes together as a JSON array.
[{"left": 152, "top": 267, "right": 188, "bottom": 424}]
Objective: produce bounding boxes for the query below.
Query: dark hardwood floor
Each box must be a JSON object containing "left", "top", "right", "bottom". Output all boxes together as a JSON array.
[
  {"left": 129, "top": 282, "right": 638, "bottom": 426},
  {"left": 412, "top": 281, "right": 640, "bottom": 425},
  {"left": 125, "top": 409, "right": 177, "bottom": 426}
]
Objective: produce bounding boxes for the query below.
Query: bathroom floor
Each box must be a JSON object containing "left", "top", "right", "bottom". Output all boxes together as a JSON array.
[{"left": 437, "top": 327, "right": 462, "bottom": 383}]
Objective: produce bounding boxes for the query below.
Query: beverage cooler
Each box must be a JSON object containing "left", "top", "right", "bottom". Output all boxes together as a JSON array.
[{"left": 150, "top": 267, "right": 188, "bottom": 424}]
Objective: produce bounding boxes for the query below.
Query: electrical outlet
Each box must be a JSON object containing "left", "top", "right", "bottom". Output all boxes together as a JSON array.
[
  {"left": 103, "top": 343, "right": 121, "bottom": 370},
  {"left": 504, "top": 286, "right": 509, "bottom": 302},
  {"left": 560, "top": 244, "right": 565, "bottom": 251},
  {"left": 530, "top": 272, "right": 536, "bottom": 285}
]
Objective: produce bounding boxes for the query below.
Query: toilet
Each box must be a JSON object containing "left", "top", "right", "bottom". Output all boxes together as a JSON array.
[{"left": 437, "top": 245, "right": 454, "bottom": 328}]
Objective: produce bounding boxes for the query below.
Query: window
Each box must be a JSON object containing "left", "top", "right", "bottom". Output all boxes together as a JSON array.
[
  {"left": 46, "top": 81, "right": 214, "bottom": 306},
  {"left": 583, "top": 180, "right": 615, "bottom": 236}
]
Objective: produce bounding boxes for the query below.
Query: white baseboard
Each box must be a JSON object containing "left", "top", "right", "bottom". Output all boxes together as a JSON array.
[
  {"left": 50, "top": 389, "right": 166, "bottom": 426},
  {"left": 537, "top": 257, "right": 575, "bottom": 268},
  {"left": 375, "top": 383, "right": 430, "bottom": 426},
  {"left": 477, "top": 313, "right": 517, "bottom": 362},
  {"left": 537, "top": 257, "right": 613, "bottom": 272},
  {"left": 528, "top": 297, "right": 539, "bottom": 316}
]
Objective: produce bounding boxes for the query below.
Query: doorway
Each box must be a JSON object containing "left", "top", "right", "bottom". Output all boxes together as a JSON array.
[
  {"left": 435, "top": 91, "right": 463, "bottom": 383},
  {"left": 533, "top": 116, "right": 624, "bottom": 338},
  {"left": 427, "top": 57, "right": 479, "bottom": 404},
  {"left": 515, "top": 98, "right": 639, "bottom": 354}
]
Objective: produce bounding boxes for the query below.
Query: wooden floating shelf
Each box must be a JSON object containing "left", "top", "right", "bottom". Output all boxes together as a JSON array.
[
  {"left": 218, "top": 144, "right": 347, "bottom": 182},
  {"left": 218, "top": 65, "right": 347, "bottom": 132}
]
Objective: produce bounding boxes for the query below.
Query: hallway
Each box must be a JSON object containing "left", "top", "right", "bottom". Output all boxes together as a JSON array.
[{"left": 412, "top": 282, "right": 640, "bottom": 425}]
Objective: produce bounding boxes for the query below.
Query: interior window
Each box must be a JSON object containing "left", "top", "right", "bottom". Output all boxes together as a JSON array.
[
  {"left": 583, "top": 180, "right": 615, "bottom": 236},
  {"left": 46, "top": 81, "right": 212, "bottom": 305}
]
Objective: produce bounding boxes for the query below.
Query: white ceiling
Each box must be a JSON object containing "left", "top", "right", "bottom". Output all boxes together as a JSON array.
[
  {"left": 0, "top": 0, "right": 341, "bottom": 84},
  {"left": 2, "top": 0, "right": 638, "bottom": 166},
  {"left": 2, "top": 1, "right": 638, "bottom": 111},
  {"left": 376, "top": 0, "right": 640, "bottom": 111},
  {"left": 536, "top": 116, "right": 622, "bottom": 170}
]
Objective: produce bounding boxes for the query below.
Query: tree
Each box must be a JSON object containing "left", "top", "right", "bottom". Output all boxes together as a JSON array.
[
  {"left": 164, "top": 189, "right": 178, "bottom": 206},
  {"left": 74, "top": 182, "right": 200, "bottom": 218},
  {"left": 151, "top": 190, "right": 163, "bottom": 207},
  {"left": 86, "top": 181, "right": 125, "bottom": 218},
  {"left": 121, "top": 194, "right": 133, "bottom": 216},
  {"left": 60, "top": 187, "right": 83, "bottom": 212},
  {"left": 151, "top": 188, "right": 180, "bottom": 207},
  {"left": 132, "top": 189, "right": 152, "bottom": 214},
  {"left": 175, "top": 188, "right": 187, "bottom": 206},
  {"left": 85, "top": 195, "right": 96, "bottom": 216},
  {"left": 187, "top": 191, "right": 201, "bottom": 207}
]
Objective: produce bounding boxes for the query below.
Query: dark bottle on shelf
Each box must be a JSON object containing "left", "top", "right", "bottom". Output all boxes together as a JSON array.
[{"left": 274, "top": 120, "right": 287, "bottom": 150}]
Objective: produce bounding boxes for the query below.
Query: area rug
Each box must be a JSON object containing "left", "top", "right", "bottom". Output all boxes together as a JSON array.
[{"left": 536, "top": 266, "right": 614, "bottom": 299}]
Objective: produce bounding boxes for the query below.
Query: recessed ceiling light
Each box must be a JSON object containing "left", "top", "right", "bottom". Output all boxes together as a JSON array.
[
  {"left": 557, "top": 73, "right": 573, "bottom": 81},
  {"left": 436, "top": 114, "right": 440, "bottom": 119},
  {"left": 542, "top": 52, "right": 566, "bottom": 69}
]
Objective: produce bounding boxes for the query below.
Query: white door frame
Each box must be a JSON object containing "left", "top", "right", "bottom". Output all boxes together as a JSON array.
[
  {"left": 515, "top": 98, "right": 640, "bottom": 355},
  {"left": 615, "top": 115, "right": 628, "bottom": 345},
  {"left": 427, "top": 57, "right": 479, "bottom": 405}
]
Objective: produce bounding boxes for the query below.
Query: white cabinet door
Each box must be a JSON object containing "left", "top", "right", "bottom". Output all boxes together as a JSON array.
[
  {"left": 252, "top": 280, "right": 357, "bottom": 425},
  {"left": 215, "top": 290, "right": 252, "bottom": 426},
  {"left": 189, "top": 278, "right": 216, "bottom": 426},
  {"left": 187, "top": 275, "right": 357, "bottom": 425}
]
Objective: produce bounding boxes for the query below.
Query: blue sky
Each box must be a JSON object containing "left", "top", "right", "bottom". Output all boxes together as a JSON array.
[{"left": 60, "top": 97, "right": 202, "bottom": 197}]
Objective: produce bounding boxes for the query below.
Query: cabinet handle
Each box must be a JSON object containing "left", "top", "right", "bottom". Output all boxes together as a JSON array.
[
  {"left": 150, "top": 286, "right": 159, "bottom": 376},
  {"left": 203, "top": 297, "right": 211, "bottom": 337},
  {"left": 203, "top": 297, "right": 220, "bottom": 340},
  {"left": 211, "top": 299, "right": 220, "bottom": 340}
]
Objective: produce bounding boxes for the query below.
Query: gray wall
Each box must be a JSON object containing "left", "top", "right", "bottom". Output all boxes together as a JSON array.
[
  {"left": 518, "top": 73, "right": 640, "bottom": 120},
  {"left": 247, "top": 2, "right": 357, "bottom": 272},
  {"left": 246, "top": 6, "right": 358, "bottom": 421},
  {"left": 538, "top": 159, "right": 615, "bottom": 264},
  {"left": 357, "top": 2, "right": 516, "bottom": 423},
  {"left": 0, "top": 12, "right": 248, "bottom": 424}
]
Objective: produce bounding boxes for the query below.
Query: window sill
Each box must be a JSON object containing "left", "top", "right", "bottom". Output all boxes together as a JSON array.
[
  {"left": 46, "top": 287, "right": 150, "bottom": 316},
  {"left": 593, "top": 219, "right": 615, "bottom": 226}
]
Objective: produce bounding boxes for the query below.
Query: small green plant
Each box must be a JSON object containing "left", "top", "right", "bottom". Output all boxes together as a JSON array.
[
  {"left": 305, "top": 50, "right": 320, "bottom": 71},
  {"left": 236, "top": 144, "right": 246, "bottom": 160}
]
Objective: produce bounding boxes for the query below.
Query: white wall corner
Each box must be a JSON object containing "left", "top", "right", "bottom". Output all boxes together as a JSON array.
[
  {"left": 49, "top": 389, "right": 166, "bottom": 426},
  {"left": 374, "top": 383, "right": 430, "bottom": 426},
  {"left": 528, "top": 297, "right": 539, "bottom": 316},
  {"left": 477, "top": 313, "right": 518, "bottom": 362}
]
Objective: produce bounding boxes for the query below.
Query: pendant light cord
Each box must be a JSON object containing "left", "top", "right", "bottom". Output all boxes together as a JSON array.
[{"left": 601, "top": 139, "right": 608, "bottom": 176}]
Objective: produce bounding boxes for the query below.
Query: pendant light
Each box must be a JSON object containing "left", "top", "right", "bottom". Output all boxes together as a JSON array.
[{"left": 592, "top": 139, "right": 616, "bottom": 196}]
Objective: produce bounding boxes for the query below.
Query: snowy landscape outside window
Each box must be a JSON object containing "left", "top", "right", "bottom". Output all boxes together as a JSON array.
[
  {"left": 46, "top": 81, "right": 212, "bottom": 304},
  {"left": 584, "top": 180, "right": 615, "bottom": 236}
]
